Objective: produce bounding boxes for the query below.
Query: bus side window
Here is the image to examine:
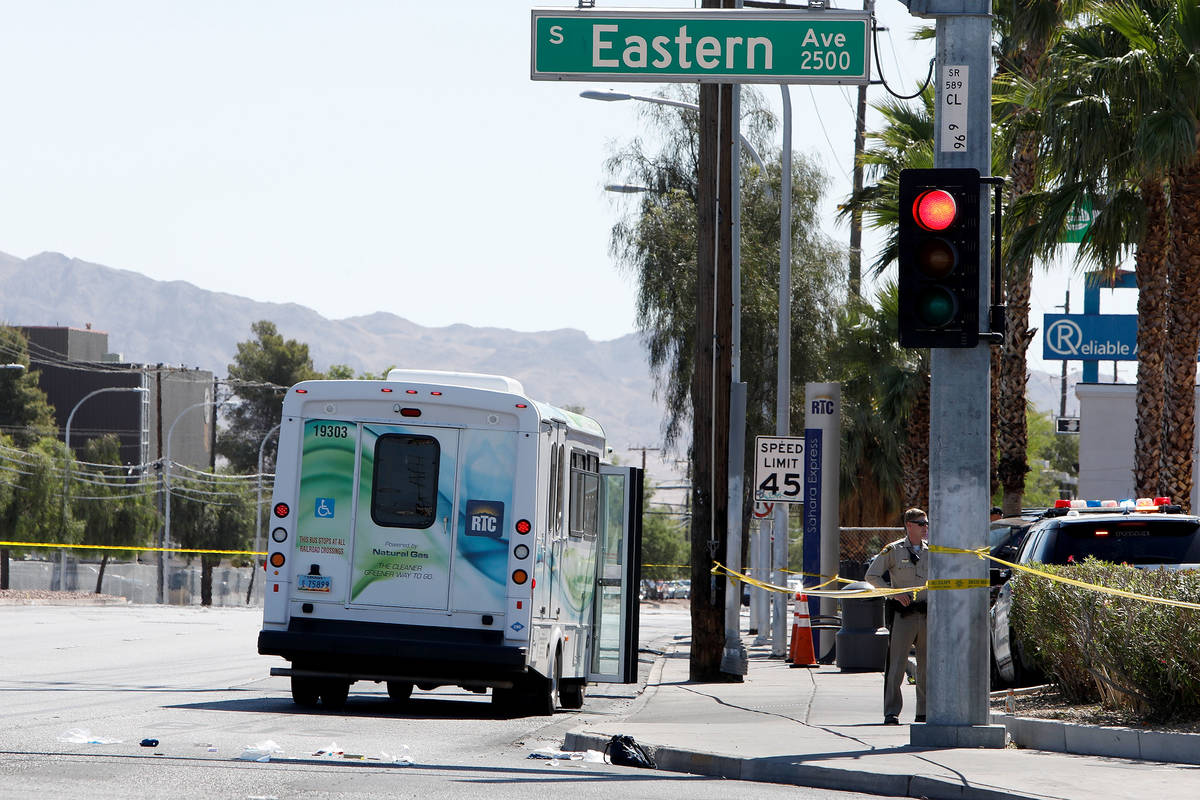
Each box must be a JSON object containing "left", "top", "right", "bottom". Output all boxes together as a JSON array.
[
  {"left": 556, "top": 444, "right": 565, "bottom": 534},
  {"left": 568, "top": 449, "right": 599, "bottom": 540},
  {"left": 547, "top": 443, "right": 559, "bottom": 534}
]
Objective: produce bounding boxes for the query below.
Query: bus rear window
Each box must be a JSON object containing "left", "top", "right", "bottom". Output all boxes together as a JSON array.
[{"left": 371, "top": 434, "right": 440, "bottom": 528}]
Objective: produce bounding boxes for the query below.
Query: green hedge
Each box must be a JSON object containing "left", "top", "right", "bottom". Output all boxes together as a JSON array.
[{"left": 1010, "top": 558, "right": 1200, "bottom": 721}]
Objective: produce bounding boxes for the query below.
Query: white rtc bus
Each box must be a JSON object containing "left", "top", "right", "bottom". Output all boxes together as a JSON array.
[{"left": 257, "top": 370, "right": 642, "bottom": 715}]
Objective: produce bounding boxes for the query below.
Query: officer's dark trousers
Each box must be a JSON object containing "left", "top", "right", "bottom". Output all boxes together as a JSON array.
[{"left": 883, "top": 610, "right": 926, "bottom": 719}]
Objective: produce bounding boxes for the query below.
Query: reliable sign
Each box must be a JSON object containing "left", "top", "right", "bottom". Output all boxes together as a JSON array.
[
  {"left": 531, "top": 8, "right": 870, "bottom": 84},
  {"left": 1043, "top": 313, "right": 1200, "bottom": 362},
  {"left": 1043, "top": 314, "right": 1137, "bottom": 361}
]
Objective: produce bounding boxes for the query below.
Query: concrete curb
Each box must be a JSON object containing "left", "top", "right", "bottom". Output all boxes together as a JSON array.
[
  {"left": 563, "top": 730, "right": 1049, "bottom": 800},
  {"left": 995, "top": 712, "right": 1200, "bottom": 765}
]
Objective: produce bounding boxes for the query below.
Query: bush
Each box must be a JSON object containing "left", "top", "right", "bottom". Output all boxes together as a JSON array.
[{"left": 1011, "top": 558, "right": 1200, "bottom": 721}]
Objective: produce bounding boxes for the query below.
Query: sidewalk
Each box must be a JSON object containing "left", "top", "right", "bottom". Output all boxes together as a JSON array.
[{"left": 565, "top": 637, "right": 1200, "bottom": 800}]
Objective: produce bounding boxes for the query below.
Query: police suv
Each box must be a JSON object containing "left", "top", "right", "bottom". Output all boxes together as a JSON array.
[{"left": 990, "top": 498, "right": 1200, "bottom": 686}]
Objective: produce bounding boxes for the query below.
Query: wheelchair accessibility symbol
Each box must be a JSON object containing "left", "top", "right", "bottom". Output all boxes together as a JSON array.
[{"left": 315, "top": 498, "right": 335, "bottom": 518}]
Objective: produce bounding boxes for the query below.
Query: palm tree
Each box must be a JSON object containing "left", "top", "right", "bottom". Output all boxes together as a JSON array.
[
  {"left": 989, "top": 0, "right": 1097, "bottom": 515},
  {"left": 832, "top": 283, "right": 929, "bottom": 524},
  {"left": 1028, "top": 0, "right": 1200, "bottom": 506}
]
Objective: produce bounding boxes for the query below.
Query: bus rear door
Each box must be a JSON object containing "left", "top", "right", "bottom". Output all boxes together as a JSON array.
[{"left": 346, "top": 422, "right": 460, "bottom": 610}]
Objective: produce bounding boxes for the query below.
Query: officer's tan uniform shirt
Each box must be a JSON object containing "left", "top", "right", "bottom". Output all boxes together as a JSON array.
[{"left": 865, "top": 538, "right": 928, "bottom": 591}]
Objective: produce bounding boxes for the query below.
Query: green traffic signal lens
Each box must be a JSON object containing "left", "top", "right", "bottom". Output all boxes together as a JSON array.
[
  {"left": 916, "top": 287, "right": 957, "bottom": 327},
  {"left": 916, "top": 238, "right": 957, "bottom": 279}
]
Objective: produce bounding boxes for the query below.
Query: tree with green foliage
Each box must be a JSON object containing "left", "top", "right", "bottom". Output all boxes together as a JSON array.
[
  {"left": 217, "top": 321, "right": 321, "bottom": 474},
  {"left": 606, "top": 86, "right": 844, "bottom": 457},
  {"left": 0, "top": 433, "right": 18, "bottom": 587},
  {"left": 604, "top": 85, "right": 845, "bottom": 680},
  {"left": 169, "top": 471, "right": 255, "bottom": 605},
  {"left": 325, "top": 364, "right": 392, "bottom": 380},
  {"left": 1021, "top": 0, "right": 1200, "bottom": 509},
  {"left": 830, "top": 283, "right": 929, "bottom": 526},
  {"left": 0, "top": 326, "right": 58, "bottom": 447},
  {"left": 0, "top": 436, "right": 70, "bottom": 546},
  {"left": 1019, "top": 408, "right": 1078, "bottom": 508},
  {"left": 640, "top": 482, "right": 688, "bottom": 581},
  {"left": 74, "top": 435, "right": 159, "bottom": 594}
]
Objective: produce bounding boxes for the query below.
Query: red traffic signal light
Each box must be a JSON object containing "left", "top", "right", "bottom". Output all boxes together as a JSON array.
[
  {"left": 898, "top": 168, "right": 982, "bottom": 348},
  {"left": 913, "top": 189, "right": 958, "bottom": 231}
]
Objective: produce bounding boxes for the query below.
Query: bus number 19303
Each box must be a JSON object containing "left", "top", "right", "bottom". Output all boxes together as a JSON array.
[{"left": 314, "top": 424, "right": 349, "bottom": 439}]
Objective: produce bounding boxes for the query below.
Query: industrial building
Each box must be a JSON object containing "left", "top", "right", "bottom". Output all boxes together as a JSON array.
[{"left": 19, "top": 325, "right": 215, "bottom": 470}]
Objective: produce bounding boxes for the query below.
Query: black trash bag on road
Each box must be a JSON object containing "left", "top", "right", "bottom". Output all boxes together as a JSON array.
[{"left": 604, "top": 734, "right": 656, "bottom": 769}]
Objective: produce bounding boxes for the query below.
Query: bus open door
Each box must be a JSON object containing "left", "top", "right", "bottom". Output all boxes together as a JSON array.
[{"left": 587, "top": 465, "right": 642, "bottom": 684}]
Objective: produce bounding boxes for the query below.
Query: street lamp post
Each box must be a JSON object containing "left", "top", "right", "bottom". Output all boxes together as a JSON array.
[
  {"left": 772, "top": 85, "right": 793, "bottom": 656},
  {"left": 0, "top": 363, "right": 26, "bottom": 590},
  {"left": 60, "top": 385, "right": 149, "bottom": 590}
]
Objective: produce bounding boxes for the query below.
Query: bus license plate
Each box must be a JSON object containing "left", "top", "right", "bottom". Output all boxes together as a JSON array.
[{"left": 297, "top": 575, "right": 332, "bottom": 592}]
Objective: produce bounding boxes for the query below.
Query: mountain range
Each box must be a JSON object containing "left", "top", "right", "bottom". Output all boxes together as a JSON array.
[
  {"left": 0, "top": 250, "right": 671, "bottom": 477},
  {"left": 0, "top": 250, "right": 1076, "bottom": 483}
]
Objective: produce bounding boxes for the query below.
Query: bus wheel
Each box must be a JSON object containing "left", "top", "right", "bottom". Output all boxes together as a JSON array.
[
  {"left": 560, "top": 679, "right": 586, "bottom": 710},
  {"left": 319, "top": 680, "right": 350, "bottom": 710},
  {"left": 387, "top": 681, "right": 413, "bottom": 702},
  {"left": 531, "top": 648, "right": 561, "bottom": 716},
  {"left": 291, "top": 676, "right": 320, "bottom": 708}
]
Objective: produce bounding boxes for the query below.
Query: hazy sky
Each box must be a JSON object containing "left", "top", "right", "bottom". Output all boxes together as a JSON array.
[{"left": 0, "top": 1, "right": 1133, "bottom": 377}]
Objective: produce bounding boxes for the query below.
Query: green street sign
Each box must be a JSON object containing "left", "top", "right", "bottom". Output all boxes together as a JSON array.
[
  {"left": 1061, "top": 198, "right": 1098, "bottom": 243},
  {"left": 531, "top": 8, "right": 871, "bottom": 85}
]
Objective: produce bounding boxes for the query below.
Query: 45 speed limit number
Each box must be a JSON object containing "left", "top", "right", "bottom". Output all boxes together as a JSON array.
[{"left": 754, "top": 435, "right": 805, "bottom": 502}]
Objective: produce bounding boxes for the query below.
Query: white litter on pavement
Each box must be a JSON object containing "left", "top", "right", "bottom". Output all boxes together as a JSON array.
[{"left": 57, "top": 728, "right": 122, "bottom": 745}]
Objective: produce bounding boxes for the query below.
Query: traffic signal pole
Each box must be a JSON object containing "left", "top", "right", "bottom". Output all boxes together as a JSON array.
[{"left": 907, "top": 1, "right": 1006, "bottom": 749}]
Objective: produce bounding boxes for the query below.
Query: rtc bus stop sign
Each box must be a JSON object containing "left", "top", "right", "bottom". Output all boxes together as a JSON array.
[{"left": 531, "top": 8, "right": 870, "bottom": 85}]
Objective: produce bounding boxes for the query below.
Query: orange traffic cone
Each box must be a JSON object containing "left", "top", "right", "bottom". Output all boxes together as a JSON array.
[{"left": 788, "top": 591, "right": 817, "bottom": 668}]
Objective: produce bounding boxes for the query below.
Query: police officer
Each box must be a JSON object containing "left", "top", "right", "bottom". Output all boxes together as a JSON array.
[{"left": 865, "top": 507, "right": 929, "bottom": 725}]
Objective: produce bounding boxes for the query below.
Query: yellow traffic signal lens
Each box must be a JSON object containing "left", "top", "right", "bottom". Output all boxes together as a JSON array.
[
  {"left": 913, "top": 189, "right": 957, "bottom": 231},
  {"left": 916, "top": 238, "right": 957, "bottom": 279}
]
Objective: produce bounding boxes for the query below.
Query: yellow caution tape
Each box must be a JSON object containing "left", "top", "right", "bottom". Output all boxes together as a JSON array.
[
  {"left": 929, "top": 544, "right": 1200, "bottom": 611},
  {"left": 0, "top": 540, "right": 266, "bottom": 557},
  {"left": 711, "top": 562, "right": 923, "bottom": 600},
  {"left": 927, "top": 578, "right": 989, "bottom": 591},
  {"left": 782, "top": 568, "right": 856, "bottom": 584}
]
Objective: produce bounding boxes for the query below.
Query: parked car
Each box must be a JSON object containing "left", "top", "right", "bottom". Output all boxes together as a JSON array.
[{"left": 990, "top": 500, "right": 1200, "bottom": 686}]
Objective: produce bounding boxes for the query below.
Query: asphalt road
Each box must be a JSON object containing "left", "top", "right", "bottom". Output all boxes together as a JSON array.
[{"left": 0, "top": 602, "right": 887, "bottom": 800}]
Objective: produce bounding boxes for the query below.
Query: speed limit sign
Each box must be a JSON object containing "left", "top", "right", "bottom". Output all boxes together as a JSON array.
[{"left": 753, "top": 435, "right": 805, "bottom": 502}]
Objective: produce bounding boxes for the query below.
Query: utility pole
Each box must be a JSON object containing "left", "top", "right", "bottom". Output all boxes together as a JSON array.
[
  {"left": 628, "top": 445, "right": 661, "bottom": 471},
  {"left": 907, "top": 0, "right": 1006, "bottom": 748},
  {"left": 848, "top": 0, "right": 874, "bottom": 300},
  {"left": 155, "top": 368, "right": 165, "bottom": 605},
  {"left": 690, "top": 0, "right": 737, "bottom": 683}
]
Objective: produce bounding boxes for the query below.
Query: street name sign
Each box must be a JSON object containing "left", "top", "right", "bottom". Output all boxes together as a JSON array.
[
  {"left": 531, "top": 8, "right": 870, "bottom": 84},
  {"left": 754, "top": 435, "right": 806, "bottom": 503}
]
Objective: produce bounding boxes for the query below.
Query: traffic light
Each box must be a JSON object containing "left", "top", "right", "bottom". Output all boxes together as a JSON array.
[{"left": 897, "top": 168, "right": 982, "bottom": 348}]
